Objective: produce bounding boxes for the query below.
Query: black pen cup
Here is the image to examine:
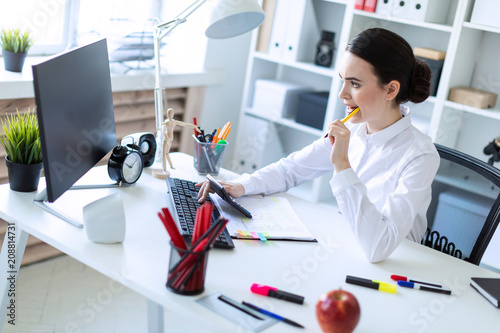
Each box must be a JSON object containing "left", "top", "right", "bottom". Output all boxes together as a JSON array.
[
  {"left": 193, "top": 136, "right": 228, "bottom": 175},
  {"left": 166, "top": 241, "right": 210, "bottom": 296}
]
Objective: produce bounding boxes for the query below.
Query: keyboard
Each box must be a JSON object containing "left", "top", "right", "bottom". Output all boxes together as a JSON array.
[{"left": 166, "top": 177, "right": 235, "bottom": 249}]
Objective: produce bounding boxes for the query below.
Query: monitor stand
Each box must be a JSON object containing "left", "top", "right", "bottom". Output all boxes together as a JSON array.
[{"left": 33, "top": 183, "right": 126, "bottom": 228}]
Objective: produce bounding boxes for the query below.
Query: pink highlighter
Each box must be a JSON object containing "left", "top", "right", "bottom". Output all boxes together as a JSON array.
[{"left": 250, "top": 283, "right": 305, "bottom": 304}]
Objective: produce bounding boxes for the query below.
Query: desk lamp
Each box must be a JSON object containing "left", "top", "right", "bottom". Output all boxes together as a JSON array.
[{"left": 152, "top": 0, "right": 265, "bottom": 178}]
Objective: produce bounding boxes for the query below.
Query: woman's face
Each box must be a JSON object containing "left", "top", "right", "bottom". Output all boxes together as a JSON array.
[{"left": 338, "top": 52, "right": 399, "bottom": 133}]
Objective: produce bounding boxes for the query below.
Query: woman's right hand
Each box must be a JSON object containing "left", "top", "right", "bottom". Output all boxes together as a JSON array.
[{"left": 196, "top": 180, "right": 245, "bottom": 203}]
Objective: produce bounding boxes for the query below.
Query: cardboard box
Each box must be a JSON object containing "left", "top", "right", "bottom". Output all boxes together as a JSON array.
[
  {"left": 449, "top": 87, "right": 498, "bottom": 109},
  {"left": 471, "top": 0, "right": 500, "bottom": 29},
  {"left": 414, "top": 47, "right": 446, "bottom": 61},
  {"left": 295, "top": 91, "right": 329, "bottom": 130},
  {"left": 252, "top": 79, "right": 312, "bottom": 118}
]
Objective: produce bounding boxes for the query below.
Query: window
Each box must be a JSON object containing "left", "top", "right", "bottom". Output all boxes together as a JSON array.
[
  {"left": 0, "top": 0, "right": 208, "bottom": 70},
  {"left": 0, "top": 0, "right": 77, "bottom": 55},
  {"left": 77, "top": 0, "right": 208, "bottom": 72}
]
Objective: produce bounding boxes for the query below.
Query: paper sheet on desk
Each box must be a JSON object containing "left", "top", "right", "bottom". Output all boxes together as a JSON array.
[{"left": 209, "top": 194, "right": 317, "bottom": 241}]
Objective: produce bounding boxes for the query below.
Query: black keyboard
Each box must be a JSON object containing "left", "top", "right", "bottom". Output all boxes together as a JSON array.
[{"left": 166, "top": 177, "right": 234, "bottom": 249}]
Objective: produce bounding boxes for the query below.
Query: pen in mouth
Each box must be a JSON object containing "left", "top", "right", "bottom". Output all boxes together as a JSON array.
[{"left": 324, "top": 107, "right": 360, "bottom": 138}]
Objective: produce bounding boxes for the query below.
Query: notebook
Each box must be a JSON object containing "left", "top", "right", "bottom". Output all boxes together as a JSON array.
[
  {"left": 210, "top": 194, "right": 317, "bottom": 242},
  {"left": 470, "top": 277, "right": 500, "bottom": 308}
]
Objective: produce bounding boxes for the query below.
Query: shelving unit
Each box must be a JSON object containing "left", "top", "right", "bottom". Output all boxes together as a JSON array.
[{"left": 235, "top": 0, "right": 500, "bottom": 203}]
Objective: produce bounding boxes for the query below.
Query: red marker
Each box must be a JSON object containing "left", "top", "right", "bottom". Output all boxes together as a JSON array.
[
  {"left": 250, "top": 284, "right": 304, "bottom": 304},
  {"left": 390, "top": 275, "right": 443, "bottom": 288}
]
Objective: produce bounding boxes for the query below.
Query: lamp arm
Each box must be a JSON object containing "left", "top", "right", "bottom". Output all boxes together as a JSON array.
[{"left": 152, "top": 0, "right": 209, "bottom": 165}]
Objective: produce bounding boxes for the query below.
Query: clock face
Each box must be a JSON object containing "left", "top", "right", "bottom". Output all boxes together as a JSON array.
[{"left": 123, "top": 152, "right": 142, "bottom": 183}]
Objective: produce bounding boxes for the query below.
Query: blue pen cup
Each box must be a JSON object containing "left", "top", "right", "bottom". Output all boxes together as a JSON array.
[{"left": 193, "top": 136, "right": 228, "bottom": 175}]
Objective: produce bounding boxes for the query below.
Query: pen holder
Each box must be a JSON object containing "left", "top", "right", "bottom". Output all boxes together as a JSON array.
[
  {"left": 193, "top": 136, "right": 228, "bottom": 175},
  {"left": 166, "top": 241, "right": 210, "bottom": 295}
]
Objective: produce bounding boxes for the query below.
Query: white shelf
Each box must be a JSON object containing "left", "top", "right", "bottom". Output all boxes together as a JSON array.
[
  {"left": 444, "top": 101, "right": 500, "bottom": 121},
  {"left": 463, "top": 22, "right": 500, "bottom": 34},
  {"left": 353, "top": 9, "right": 454, "bottom": 32},
  {"left": 252, "top": 51, "right": 336, "bottom": 77},
  {"left": 245, "top": 108, "right": 324, "bottom": 136}
]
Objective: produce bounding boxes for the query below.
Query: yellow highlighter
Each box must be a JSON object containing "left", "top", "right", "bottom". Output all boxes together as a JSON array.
[
  {"left": 346, "top": 275, "right": 397, "bottom": 294},
  {"left": 341, "top": 107, "right": 360, "bottom": 123}
]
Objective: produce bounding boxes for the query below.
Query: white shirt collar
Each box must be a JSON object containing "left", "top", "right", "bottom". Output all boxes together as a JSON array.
[{"left": 356, "top": 105, "right": 412, "bottom": 144}]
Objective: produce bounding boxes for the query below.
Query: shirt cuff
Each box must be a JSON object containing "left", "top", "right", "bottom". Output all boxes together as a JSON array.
[
  {"left": 231, "top": 173, "right": 254, "bottom": 195},
  {"left": 330, "top": 168, "right": 360, "bottom": 195}
]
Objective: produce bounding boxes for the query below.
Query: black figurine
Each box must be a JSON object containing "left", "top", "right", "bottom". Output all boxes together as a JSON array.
[{"left": 483, "top": 136, "right": 500, "bottom": 166}]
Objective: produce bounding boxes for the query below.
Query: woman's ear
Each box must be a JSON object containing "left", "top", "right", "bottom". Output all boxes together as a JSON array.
[{"left": 385, "top": 80, "right": 400, "bottom": 101}]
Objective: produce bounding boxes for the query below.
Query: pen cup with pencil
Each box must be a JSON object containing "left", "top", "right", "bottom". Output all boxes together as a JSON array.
[
  {"left": 193, "top": 135, "right": 228, "bottom": 175},
  {"left": 159, "top": 204, "right": 228, "bottom": 296},
  {"left": 167, "top": 241, "right": 209, "bottom": 295}
]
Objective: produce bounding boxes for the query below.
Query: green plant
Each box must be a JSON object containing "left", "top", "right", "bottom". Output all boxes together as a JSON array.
[
  {"left": 0, "top": 109, "right": 42, "bottom": 164},
  {"left": 0, "top": 28, "right": 34, "bottom": 53}
]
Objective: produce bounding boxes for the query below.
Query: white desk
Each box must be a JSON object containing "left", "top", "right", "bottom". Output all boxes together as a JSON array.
[{"left": 1, "top": 153, "right": 500, "bottom": 332}]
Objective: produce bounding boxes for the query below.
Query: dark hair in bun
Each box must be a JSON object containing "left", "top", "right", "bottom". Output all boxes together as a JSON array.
[{"left": 346, "top": 28, "right": 431, "bottom": 104}]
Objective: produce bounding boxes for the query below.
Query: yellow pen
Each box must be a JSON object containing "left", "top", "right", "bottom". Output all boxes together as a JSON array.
[
  {"left": 341, "top": 107, "right": 360, "bottom": 123},
  {"left": 324, "top": 107, "right": 360, "bottom": 138}
]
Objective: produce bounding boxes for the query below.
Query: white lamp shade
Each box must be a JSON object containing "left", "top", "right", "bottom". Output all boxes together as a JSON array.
[{"left": 205, "top": 0, "right": 265, "bottom": 39}]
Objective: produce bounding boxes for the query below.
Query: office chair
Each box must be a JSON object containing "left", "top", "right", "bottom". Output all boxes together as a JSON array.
[{"left": 422, "top": 144, "right": 500, "bottom": 265}]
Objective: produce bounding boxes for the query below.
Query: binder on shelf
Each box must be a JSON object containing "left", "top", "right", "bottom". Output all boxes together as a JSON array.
[
  {"left": 234, "top": 114, "right": 285, "bottom": 175},
  {"left": 354, "top": 0, "right": 365, "bottom": 10},
  {"left": 267, "top": 0, "right": 290, "bottom": 58},
  {"left": 407, "top": 0, "right": 452, "bottom": 24},
  {"left": 375, "top": 0, "right": 394, "bottom": 15},
  {"left": 391, "top": 0, "right": 409, "bottom": 18},
  {"left": 267, "top": 0, "right": 319, "bottom": 63},
  {"left": 363, "top": 0, "right": 378, "bottom": 12},
  {"left": 470, "top": 277, "right": 500, "bottom": 308},
  {"left": 255, "top": 0, "right": 277, "bottom": 53}
]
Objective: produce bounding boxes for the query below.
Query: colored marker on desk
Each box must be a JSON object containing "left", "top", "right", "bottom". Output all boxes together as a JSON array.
[
  {"left": 397, "top": 281, "right": 452, "bottom": 295},
  {"left": 251, "top": 283, "right": 305, "bottom": 304},
  {"left": 242, "top": 301, "right": 304, "bottom": 328},
  {"left": 346, "top": 275, "right": 397, "bottom": 294},
  {"left": 390, "top": 274, "right": 443, "bottom": 288}
]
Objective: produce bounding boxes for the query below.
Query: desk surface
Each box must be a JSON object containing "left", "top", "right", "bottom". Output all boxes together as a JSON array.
[{"left": 1, "top": 153, "right": 499, "bottom": 332}]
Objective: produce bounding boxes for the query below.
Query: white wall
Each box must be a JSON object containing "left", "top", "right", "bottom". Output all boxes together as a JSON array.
[{"left": 201, "top": 33, "right": 253, "bottom": 171}]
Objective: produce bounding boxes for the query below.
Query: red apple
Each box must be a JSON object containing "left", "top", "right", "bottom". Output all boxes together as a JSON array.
[{"left": 316, "top": 289, "right": 361, "bottom": 333}]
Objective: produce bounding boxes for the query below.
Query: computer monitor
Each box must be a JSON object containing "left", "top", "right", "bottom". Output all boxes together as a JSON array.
[{"left": 32, "top": 39, "right": 117, "bottom": 227}]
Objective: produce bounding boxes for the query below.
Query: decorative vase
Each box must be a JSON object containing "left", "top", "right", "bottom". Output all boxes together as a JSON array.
[
  {"left": 5, "top": 156, "right": 43, "bottom": 192},
  {"left": 2, "top": 50, "right": 27, "bottom": 73}
]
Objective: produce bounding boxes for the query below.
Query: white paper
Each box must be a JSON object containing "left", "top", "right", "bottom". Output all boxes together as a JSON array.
[{"left": 210, "top": 194, "right": 316, "bottom": 241}]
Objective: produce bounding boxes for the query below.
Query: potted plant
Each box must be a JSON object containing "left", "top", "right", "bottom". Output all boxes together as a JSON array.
[
  {"left": 0, "top": 28, "right": 34, "bottom": 72},
  {"left": 0, "top": 109, "right": 43, "bottom": 192}
]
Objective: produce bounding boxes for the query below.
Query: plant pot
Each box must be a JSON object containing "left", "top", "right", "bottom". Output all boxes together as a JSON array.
[
  {"left": 3, "top": 50, "right": 27, "bottom": 72},
  {"left": 5, "top": 156, "right": 43, "bottom": 192}
]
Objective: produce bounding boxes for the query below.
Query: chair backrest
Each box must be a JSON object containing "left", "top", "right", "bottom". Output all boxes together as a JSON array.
[{"left": 422, "top": 144, "right": 500, "bottom": 265}]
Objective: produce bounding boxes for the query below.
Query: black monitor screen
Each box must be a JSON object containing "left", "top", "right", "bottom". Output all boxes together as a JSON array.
[{"left": 32, "top": 39, "right": 117, "bottom": 202}]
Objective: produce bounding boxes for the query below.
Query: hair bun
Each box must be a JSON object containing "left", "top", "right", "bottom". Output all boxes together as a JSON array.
[{"left": 409, "top": 58, "right": 432, "bottom": 103}]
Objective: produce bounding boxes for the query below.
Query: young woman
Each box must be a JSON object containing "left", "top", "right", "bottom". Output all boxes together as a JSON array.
[{"left": 197, "top": 28, "right": 440, "bottom": 262}]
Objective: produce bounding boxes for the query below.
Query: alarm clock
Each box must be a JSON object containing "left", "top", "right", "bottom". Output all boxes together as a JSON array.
[
  {"left": 108, "top": 144, "right": 144, "bottom": 184},
  {"left": 120, "top": 132, "right": 156, "bottom": 167}
]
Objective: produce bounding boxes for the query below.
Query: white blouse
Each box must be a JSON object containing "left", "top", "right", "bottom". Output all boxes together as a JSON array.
[{"left": 233, "top": 106, "right": 440, "bottom": 262}]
